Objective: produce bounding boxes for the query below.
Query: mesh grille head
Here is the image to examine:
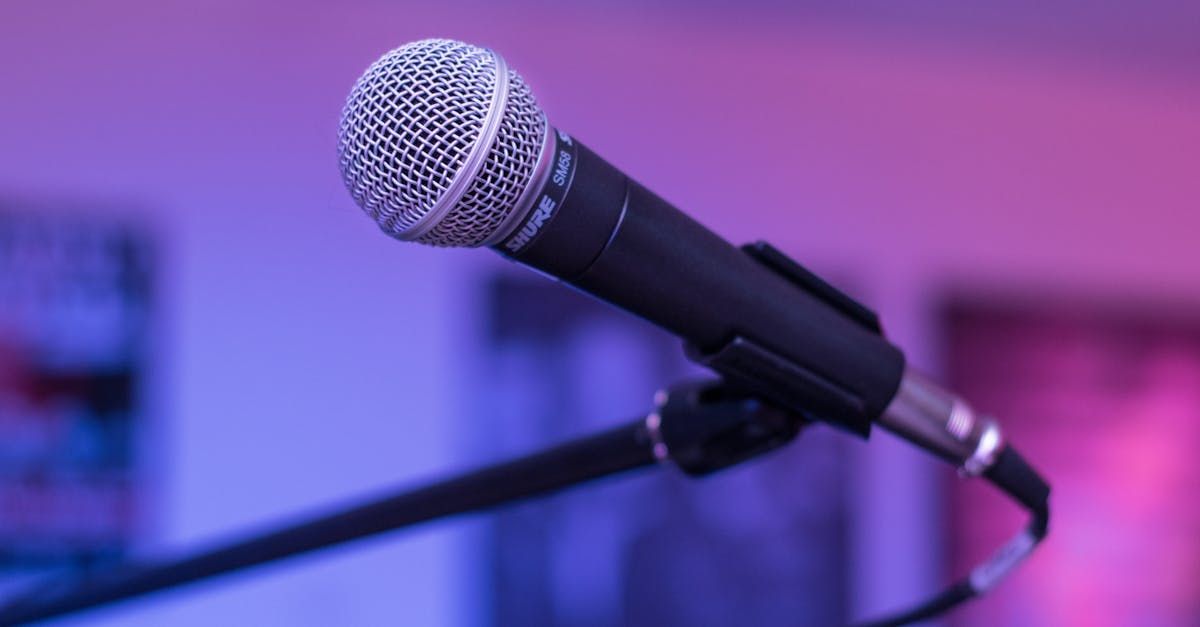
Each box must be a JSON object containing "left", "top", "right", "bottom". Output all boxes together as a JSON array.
[{"left": 338, "top": 39, "right": 548, "bottom": 247}]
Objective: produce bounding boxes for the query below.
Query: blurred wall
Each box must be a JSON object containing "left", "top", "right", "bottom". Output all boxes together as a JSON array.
[{"left": 1, "top": 0, "right": 1197, "bottom": 625}]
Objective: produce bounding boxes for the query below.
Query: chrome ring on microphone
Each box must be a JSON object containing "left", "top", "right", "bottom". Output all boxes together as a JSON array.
[{"left": 877, "top": 368, "right": 1006, "bottom": 475}]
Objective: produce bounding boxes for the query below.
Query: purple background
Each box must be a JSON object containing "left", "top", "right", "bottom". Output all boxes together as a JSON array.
[{"left": 1, "top": 1, "right": 1199, "bottom": 625}]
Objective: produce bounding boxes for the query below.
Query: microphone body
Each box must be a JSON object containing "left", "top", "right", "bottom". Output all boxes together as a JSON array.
[{"left": 494, "top": 129, "right": 904, "bottom": 436}]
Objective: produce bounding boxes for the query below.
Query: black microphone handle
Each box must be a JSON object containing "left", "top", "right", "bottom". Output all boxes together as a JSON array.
[{"left": 496, "top": 129, "right": 905, "bottom": 436}]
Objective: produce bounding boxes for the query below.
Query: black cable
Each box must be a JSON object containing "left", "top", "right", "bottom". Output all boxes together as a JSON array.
[
  {"left": 851, "top": 445, "right": 1051, "bottom": 627},
  {"left": 984, "top": 447, "right": 1051, "bottom": 537},
  {"left": 853, "top": 581, "right": 975, "bottom": 627},
  {"left": 0, "top": 420, "right": 657, "bottom": 626}
]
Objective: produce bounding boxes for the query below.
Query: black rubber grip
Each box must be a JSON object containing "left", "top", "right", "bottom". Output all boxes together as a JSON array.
[{"left": 985, "top": 446, "right": 1050, "bottom": 536}]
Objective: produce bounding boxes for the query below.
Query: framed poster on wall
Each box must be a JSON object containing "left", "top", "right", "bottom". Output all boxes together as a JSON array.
[
  {"left": 472, "top": 274, "right": 853, "bottom": 627},
  {"left": 944, "top": 296, "right": 1200, "bottom": 626},
  {"left": 0, "top": 203, "right": 154, "bottom": 587}
]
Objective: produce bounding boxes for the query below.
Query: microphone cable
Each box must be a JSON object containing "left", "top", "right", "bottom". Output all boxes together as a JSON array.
[{"left": 853, "top": 445, "right": 1050, "bottom": 627}]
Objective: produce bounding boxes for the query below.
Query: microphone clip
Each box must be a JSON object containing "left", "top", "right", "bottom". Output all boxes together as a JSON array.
[{"left": 647, "top": 379, "right": 803, "bottom": 476}]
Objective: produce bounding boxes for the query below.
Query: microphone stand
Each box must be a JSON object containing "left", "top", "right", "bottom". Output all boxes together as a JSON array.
[{"left": 0, "top": 380, "right": 801, "bottom": 625}]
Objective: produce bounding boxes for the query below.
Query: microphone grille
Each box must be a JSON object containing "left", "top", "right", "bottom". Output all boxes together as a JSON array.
[{"left": 338, "top": 39, "right": 548, "bottom": 247}]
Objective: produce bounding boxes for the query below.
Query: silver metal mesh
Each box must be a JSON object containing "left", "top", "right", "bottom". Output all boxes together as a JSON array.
[{"left": 337, "top": 39, "right": 547, "bottom": 247}]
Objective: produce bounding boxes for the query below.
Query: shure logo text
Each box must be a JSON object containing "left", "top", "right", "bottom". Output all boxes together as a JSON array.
[{"left": 505, "top": 195, "right": 558, "bottom": 252}]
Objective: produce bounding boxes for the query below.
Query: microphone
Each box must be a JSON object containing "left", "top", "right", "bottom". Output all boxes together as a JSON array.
[
  {"left": 337, "top": 40, "right": 1051, "bottom": 626},
  {"left": 336, "top": 38, "right": 998, "bottom": 473}
]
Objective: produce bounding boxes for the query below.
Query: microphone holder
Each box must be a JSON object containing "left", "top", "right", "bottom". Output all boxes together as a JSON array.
[{"left": 0, "top": 380, "right": 801, "bottom": 625}]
